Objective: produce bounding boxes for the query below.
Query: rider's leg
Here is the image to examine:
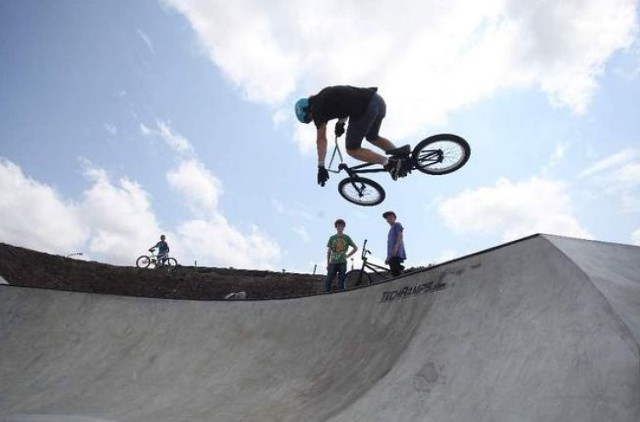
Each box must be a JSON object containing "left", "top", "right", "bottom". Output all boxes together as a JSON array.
[
  {"left": 345, "top": 93, "right": 401, "bottom": 178},
  {"left": 347, "top": 147, "right": 403, "bottom": 180},
  {"left": 346, "top": 147, "right": 386, "bottom": 165},
  {"left": 346, "top": 93, "right": 388, "bottom": 165},
  {"left": 368, "top": 136, "right": 397, "bottom": 153}
]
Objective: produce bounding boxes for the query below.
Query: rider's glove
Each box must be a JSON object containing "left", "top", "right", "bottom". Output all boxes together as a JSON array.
[
  {"left": 334, "top": 121, "right": 345, "bottom": 137},
  {"left": 317, "top": 166, "right": 329, "bottom": 187}
]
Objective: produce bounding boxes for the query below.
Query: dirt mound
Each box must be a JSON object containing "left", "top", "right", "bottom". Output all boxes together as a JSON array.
[{"left": 0, "top": 243, "right": 326, "bottom": 300}]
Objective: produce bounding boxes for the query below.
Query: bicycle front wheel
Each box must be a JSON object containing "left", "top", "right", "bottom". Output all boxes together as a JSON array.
[
  {"left": 136, "top": 255, "right": 152, "bottom": 268},
  {"left": 412, "top": 134, "right": 470, "bottom": 175},
  {"left": 344, "top": 270, "right": 373, "bottom": 288},
  {"left": 338, "top": 177, "right": 385, "bottom": 206}
]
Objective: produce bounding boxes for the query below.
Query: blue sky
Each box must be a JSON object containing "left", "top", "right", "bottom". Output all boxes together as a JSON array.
[{"left": 1, "top": 0, "right": 639, "bottom": 272}]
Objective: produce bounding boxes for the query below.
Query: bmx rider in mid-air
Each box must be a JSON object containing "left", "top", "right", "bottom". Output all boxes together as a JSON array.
[{"left": 295, "top": 85, "right": 406, "bottom": 186}]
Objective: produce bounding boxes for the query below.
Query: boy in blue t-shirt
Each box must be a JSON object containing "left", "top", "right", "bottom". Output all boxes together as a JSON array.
[
  {"left": 149, "top": 235, "right": 170, "bottom": 264},
  {"left": 382, "top": 211, "right": 406, "bottom": 276}
]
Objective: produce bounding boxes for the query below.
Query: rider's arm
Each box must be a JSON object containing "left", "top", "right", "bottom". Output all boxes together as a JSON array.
[{"left": 316, "top": 123, "right": 328, "bottom": 166}]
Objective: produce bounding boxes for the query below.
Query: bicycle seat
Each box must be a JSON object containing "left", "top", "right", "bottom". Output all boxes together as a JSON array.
[{"left": 386, "top": 144, "right": 411, "bottom": 157}]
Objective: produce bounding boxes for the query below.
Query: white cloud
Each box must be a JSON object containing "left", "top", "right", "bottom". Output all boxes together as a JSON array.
[
  {"left": 0, "top": 157, "right": 166, "bottom": 264},
  {"left": 164, "top": 0, "right": 637, "bottom": 144},
  {"left": 438, "top": 177, "right": 592, "bottom": 241},
  {"left": 271, "top": 197, "right": 314, "bottom": 221},
  {"left": 579, "top": 148, "right": 638, "bottom": 178},
  {"left": 177, "top": 216, "right": 280, "bottom": 269},
  {"left": 104, "top": 123, "right": 117, "bottom": 136},
  {"left": 0, "top": 159, "right": 88, "bottom": 254},
  {"left": 579, "top": 148, "right": 640, "bottom": 212},
  {"left": 167, "top": 159, "right": 223, "bottom": 215},
  {"left": 136, "top": 28, "right": 155, "bottom": 54},
  {"left": 0, "top": 156, "right": 281, "bottom": 269},
  {"left": 541, "top": 142, "right": 570, "bottom": 175},
  {"left": 150, "top": 122, "right": 282, "bottom": 268},
  {"left": 438, "top": 249, "right": 459, "bottom": 264},
  {"left": 80, "top": 161, "right": 162, "bottom": 264},
  {"left": 147, "top": 121, "right": 282, "bottom": 268},
  {"left": 508, "top": 0, "right": 637, "bottom": 113},
  {"left": 293, "top": 225, "right": 310, "bottom": 243},
  {"left": 632, "top": 228, "right": 640, "bottom": 245},
  {"left": 140, "top": 120, "right": 194, "bottom": 154}
]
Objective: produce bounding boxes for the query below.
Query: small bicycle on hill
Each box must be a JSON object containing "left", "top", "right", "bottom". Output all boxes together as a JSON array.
[
  {"left": 135, "top": 252, "right": 178, "bottom": 271},
  {"left": 344, "top": 239, "right": 393, "bottom": 288},
  {"left": 327, "top": 133, "right": 470, "bottom": 206}
]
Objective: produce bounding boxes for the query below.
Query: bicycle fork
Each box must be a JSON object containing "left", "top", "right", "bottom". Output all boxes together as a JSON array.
[{"left": 345, "top": 174, "right": 372, "bottom": 198}]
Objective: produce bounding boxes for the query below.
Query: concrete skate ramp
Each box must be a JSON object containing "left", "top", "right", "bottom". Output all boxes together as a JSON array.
[{"left": 1, "top": 234, "right": 639, "bottom": 422}]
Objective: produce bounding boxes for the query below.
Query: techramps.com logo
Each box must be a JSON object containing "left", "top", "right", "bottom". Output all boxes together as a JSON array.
[{"left": 380, "top": 280, "right": 446, "bottom": 303}]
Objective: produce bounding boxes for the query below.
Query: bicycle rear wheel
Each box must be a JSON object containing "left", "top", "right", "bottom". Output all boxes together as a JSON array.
[
  {"left": 338, "top": 177, "right": 385, "bottom": 206},
  {"left": 412, "top": 134, "right": 470, "bottom": 175},
  {"left": 166, "top": 258, "right": 178, "bottom": 270},
  {"left": 136, "top": 255, "right": 152, "bottom": 268},
  {"left": 344, "top": 270, "right": 373, "bottom": 288}
]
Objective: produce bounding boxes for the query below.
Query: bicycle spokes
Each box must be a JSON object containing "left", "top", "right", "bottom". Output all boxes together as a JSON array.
[
  {"left": 346, "top": 181, "right": 373, "bottom": 199},
  {"left": 417, "top": 149, "right": 444, "bottom": 165},
  {"left": 414, "top": 138, "right": 468, "bottom": 174},
  {"left": 338, "top": 177, "right": 385, "bottom": 206}
]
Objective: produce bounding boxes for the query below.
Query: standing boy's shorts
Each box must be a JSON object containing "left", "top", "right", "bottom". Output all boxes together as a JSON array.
[{"left": 345, "top": 93, "right": 386, "bottom": 150}]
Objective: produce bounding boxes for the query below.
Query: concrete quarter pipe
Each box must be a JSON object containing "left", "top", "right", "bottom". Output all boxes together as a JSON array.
[{"left": 1, "top": 234, "right": 639, "bottom": 421}]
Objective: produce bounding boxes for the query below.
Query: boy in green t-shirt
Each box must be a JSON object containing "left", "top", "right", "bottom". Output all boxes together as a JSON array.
[{"left": 325, "top": 219, "right": 358, "bottom": 292}]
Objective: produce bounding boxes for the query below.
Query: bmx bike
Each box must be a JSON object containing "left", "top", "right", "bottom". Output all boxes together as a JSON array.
[
  {"left": 327, "top": 133, "right": 470, "bottom": 206},
  {"left": 344, "top": 239, "right": 393, "bottom": 288},
  {"left": 135, "top": 252, "right": 178, "bottom": 270}
]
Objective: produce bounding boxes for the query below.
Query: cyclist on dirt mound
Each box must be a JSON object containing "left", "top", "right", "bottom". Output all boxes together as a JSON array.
[
  {"left": 295, "top": 85, "right": 406, "bottom": 186},
  {"left": 149, "top": 235, "right": 170, "bottom": 265}
]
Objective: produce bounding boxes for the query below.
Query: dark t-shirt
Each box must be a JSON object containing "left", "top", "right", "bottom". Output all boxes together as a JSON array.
[
  {"left": 309, "top": 86, "right": 377, "bottom": 127},
  {"left": 152, "top": 240, "right": 169, "bottom": 254}
]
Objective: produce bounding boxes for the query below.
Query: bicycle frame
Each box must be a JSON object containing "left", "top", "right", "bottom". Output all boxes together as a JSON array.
[
  {"left": 350, "top": 239, "right": 391, "bottom": 285},
  {"left": 326, "top": 132, "right": 469, "bottom": 207},
  {"left": 360, "top": 240, "right": 390, "bottom": 272},
  {"left": 326, "top": 137, "right": 389, "bottom": 177}
]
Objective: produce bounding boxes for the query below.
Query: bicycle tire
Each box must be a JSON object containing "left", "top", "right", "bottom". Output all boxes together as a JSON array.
[
  {"left": 136, "top": 255, "right": 152, "bottom": 268},
  {"left": 344, "top": 270, "right": 373, "bottom": 288},
  {"left": 412, "top": 133, "right": 470, "bottom": 175},
  {"left": 166, "top": 258, "right": 178, "bottom": 270},
  {"left": 338, "top": 177, "right": 386, "bottom": 206}
]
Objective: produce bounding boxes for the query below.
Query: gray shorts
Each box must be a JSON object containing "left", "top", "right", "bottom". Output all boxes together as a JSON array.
[{"left": 345, "top": 93, "right": 386, "bottom": 150}]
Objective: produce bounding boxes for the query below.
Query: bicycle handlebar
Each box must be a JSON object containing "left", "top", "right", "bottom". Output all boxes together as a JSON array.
[{"left": 361, "top": 239, "right": 372, "bottom": 259}]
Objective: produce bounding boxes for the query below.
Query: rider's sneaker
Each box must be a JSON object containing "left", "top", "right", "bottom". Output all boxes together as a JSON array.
[{"left": 384, "top": 158, "right": 403, "bottom": 181}]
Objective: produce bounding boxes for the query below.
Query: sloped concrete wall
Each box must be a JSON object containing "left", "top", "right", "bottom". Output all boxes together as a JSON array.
[{"left": 1, "top": 235, "right": 638, "bottom": 422}]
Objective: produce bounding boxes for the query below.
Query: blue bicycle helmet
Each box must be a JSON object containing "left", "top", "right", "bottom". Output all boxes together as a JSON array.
[{"left": 295, "top": 98, "right": 311, "bottom": 123}]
